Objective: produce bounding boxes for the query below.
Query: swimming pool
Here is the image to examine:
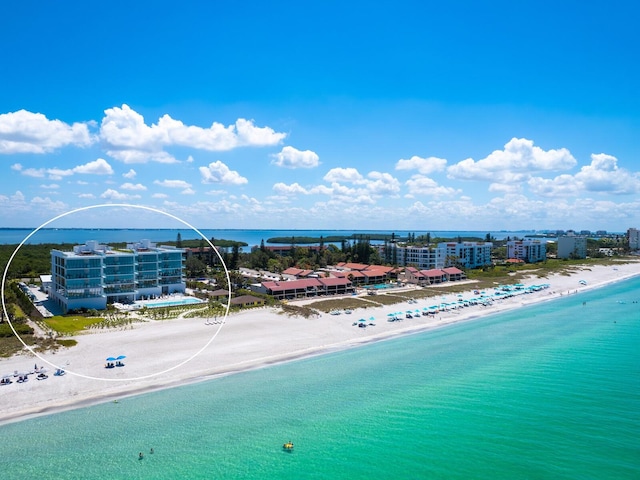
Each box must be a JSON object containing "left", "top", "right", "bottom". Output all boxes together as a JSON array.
[{"left": 135, "top": 297, "right": 204, "bottom": 308}]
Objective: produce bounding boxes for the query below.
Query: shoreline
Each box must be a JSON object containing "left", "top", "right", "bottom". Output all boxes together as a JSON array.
[{"left": 1, "top": 261, "right": 639, "bottom": 426}]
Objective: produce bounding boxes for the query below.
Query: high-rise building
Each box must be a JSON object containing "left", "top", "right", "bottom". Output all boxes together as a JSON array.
[
  {"left": 50, "top": 240, "right": 185, "bottom": 313},
  {"left": 438, "top": 242, "right": 493, "bottom": 269},
  {"left": 557, "top": 234, "right": 587, "bottom": 259},
  {"left": 627, "top": 228, "right": 640, "bottom": 251},
  {"left": 506, "top": 239, "right": 547, "bottom": 263},
  {"left": 385, "top": 242, "right": 493, "bottom": 269}
]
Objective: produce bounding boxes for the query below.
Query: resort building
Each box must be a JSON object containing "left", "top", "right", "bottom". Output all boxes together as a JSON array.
[
  {"left": 50, "top": 240, "right": 185, "bottom": 313},
  {"left": 556, "top": 234, "right": 587, "bottom": 259},
  {"left": 506, "top": 239, "right": 547, "bottom": 263},
  {"left": 385, "top": 242, "right": 492, "bottom": 270},
  {"left": 438, "top": 242, "right": 493, "bottom": 269},
  {"left": 627, "top": 228, "right": 640, "bottom": 251},
  {"left": 402, "top": 266, "right": 466, "bottom": 286},
  {"left": 253, "top": 277, "right": 354, "bottom": 300},
  {"left": 384, "top": 244, "right": 447, "bottom": 270}
]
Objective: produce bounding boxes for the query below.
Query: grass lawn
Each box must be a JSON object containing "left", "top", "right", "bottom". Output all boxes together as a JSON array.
[{"left": 44, "top": 315, "right": 105, "bottom": 334}]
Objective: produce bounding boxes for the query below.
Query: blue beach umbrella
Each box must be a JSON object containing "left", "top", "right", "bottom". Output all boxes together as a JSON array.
[
  {"left": 106, "top": 357, "right": 116, "bottom": 362},
  {"left": 116, "top": 355, "right": 126, "bottom": 360}
]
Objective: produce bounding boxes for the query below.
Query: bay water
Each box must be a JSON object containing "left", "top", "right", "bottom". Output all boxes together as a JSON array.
[
  {"left": 1, "top": 278, "right": 639, "bottom": 479},
  {"left": 0, "top": 228, "right": 537, "bottom": 247}
]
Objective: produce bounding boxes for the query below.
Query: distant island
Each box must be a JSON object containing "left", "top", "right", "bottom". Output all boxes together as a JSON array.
[{"left": 266, "top": 233, "right": 487, "bottom": 244}]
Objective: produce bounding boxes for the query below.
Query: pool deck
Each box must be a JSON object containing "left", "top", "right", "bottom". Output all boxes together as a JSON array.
[{"left": 114, "top": 294, "right": 204, "bottom": 310}]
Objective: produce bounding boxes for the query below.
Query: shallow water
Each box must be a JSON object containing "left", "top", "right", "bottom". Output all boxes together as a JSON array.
[{"left": 1, "top": 278, "right": 639, "bottom": 479}]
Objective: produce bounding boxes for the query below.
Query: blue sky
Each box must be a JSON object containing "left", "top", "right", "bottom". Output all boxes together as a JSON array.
[{"left": 1, "top": 0, "right": 639, "bottom": 232}]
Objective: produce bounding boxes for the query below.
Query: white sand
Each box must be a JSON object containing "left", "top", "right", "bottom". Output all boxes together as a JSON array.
[{"left": 1, "top": 261, "right": 639, "bottom": 424}]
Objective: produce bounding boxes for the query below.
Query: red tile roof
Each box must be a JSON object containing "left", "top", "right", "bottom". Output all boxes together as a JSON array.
[
  {"left": 442, "top": 267, "right": 464, "bottom": 274},
  {"left": 421, "top": 269, "right": 446, "bottom": 277},
  {"left": 343, "top": 262, "right": 369, "bottom": 271},
  {"left": 262, "top": 278, "right": 322, "bottom": 292},
  {"left": 317, "top": 277, "right": 352, "bottom": 287}
]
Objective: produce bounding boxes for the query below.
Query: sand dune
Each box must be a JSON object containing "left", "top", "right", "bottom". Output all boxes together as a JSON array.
[{"left": 1, "top": 261, "right": 638, "bottom": 424}]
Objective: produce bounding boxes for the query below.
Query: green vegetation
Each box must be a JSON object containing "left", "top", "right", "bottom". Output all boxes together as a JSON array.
[
  {"left": 56, "top": 339, "right": 78, "bottom": 347},
  {"left": 0, "top": 322, "right": 34, "bottom": 337},
  {"left": 279, "top": 303, "right": 321, "bottom": 318},
  {"left": 43, "top": 315, "right": 105, "bottom": 334},
  {"left": 0, "top": 242, "right": 76, "bottom": 279},
  {"left": 164, "top": 237, "right": 248, "bottom": 248},
  {"left": 305, "top": 297, "right": 379, "bottom": 313}
]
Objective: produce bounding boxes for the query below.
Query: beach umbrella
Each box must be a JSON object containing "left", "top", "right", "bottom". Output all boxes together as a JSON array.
[
  {"left": 106, "top": 357, "right": 116, "bottom": 362},
  {"left": 116, "top": 355, "right": 126, "bottom": 360}
]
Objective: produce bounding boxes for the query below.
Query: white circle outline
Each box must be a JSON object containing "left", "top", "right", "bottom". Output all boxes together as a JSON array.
[{"left": 1, "top": 204, "right": 231, "bottom": 382}]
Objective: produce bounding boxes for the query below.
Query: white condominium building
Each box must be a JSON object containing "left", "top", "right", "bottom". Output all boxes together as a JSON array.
[
  {"left": 50, "top": 239, "right": 185, "bottom": 313},
  {"left": 506, "top": 239, "right": 547, "bottom": 263},
  {"left": 387, "top": 242, "right": 493, "bottom": 270},
  {"left": 628, "top": 228, "right": 640, "bottom": 251},
  {"left": 390, "top": 245, "right": 447, "bottom": 270},
  {"left": 557, "top": 234, "right": 587, "bottom": 259},
  {"left": 438, "top": 242, "right": 493, "bottom": 269}
]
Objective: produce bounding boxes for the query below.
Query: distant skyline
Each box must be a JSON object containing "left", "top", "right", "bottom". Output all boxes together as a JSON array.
[{"left": 1, "top": 1, "right": 638, "bottom": 231}]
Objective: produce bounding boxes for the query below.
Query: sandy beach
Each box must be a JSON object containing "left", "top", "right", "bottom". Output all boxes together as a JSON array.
[{"left": 1, "top": 261, "right": 639, "bottom": 425}]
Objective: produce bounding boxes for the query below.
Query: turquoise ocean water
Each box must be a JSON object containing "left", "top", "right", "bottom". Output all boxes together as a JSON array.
[{"left": 1, "top": 278, "right": 639, "bottom": 479}]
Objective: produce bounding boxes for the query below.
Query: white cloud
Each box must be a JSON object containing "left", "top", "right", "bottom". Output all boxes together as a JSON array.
[
  {"left": 30, "top": 196, "right": 68, "bottom": 211},
  {"left": 121, "top": 182, "right": 147, "bottom": 191},
  {"left": 488, "top": 183, "right": 522, "bottom": 194},
  {"left": 72, "top": 158, "right": 114, "bottom": 175},
  {"left": 40, "top": 184, "right": 60, "bottom": 190},
  {"left": 271, "top": 146, "right": 320, "bottom": 168},
  {"left": 100, "top": 189, "right": 141, "bottom": 201},
  {"left": 123, "top": 169, "right": 137, "bottom": 179},
  {"left": 396, "top": 155, "right": 447, "bottom": 174},
  {"left": 14, "top": 158, "right": 114, "bottom": 179},
  {"left": 181, "top": 188, "right": 196, "bottom": 195},
  {"left": 273, "top": 182, "right": 309, "bottom": 195},
  {"left": 575, "top": 153, "right": 640, "bottom": 194},
  {"left": 154, "top": 179, "right": 192, "bottom": 189},
  {"left": 199, "top": 161, "right": 248, "bottom": 185},
  {"left": 21, "top": 167, "right": 46, "bottom": 178},
  {"left": 46, "top": 167, "right": 75, "bottom": 180},
  {"left": 526, "top": 152, "right": 640, "bottom": 198},
  {"left": 323, "top": 167, "right": 364, "bottom": 184},
  {"left": 366, "top": 171, "right": 401, "bottom": 195},
  {"left": 447, "top": 138, "right": 577, "bottom": 183},
  {"left": 0, "top": 109, "right": 94, "bottom": 154},
  {"left": 406, "top": 175, "right": 462, "bottom": 197},
  {"left": 527, "top": 174, "right": 581, "bottom": 197},
  {"left": 100, "top": 104, "right": 286, "bottom": 163}
]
